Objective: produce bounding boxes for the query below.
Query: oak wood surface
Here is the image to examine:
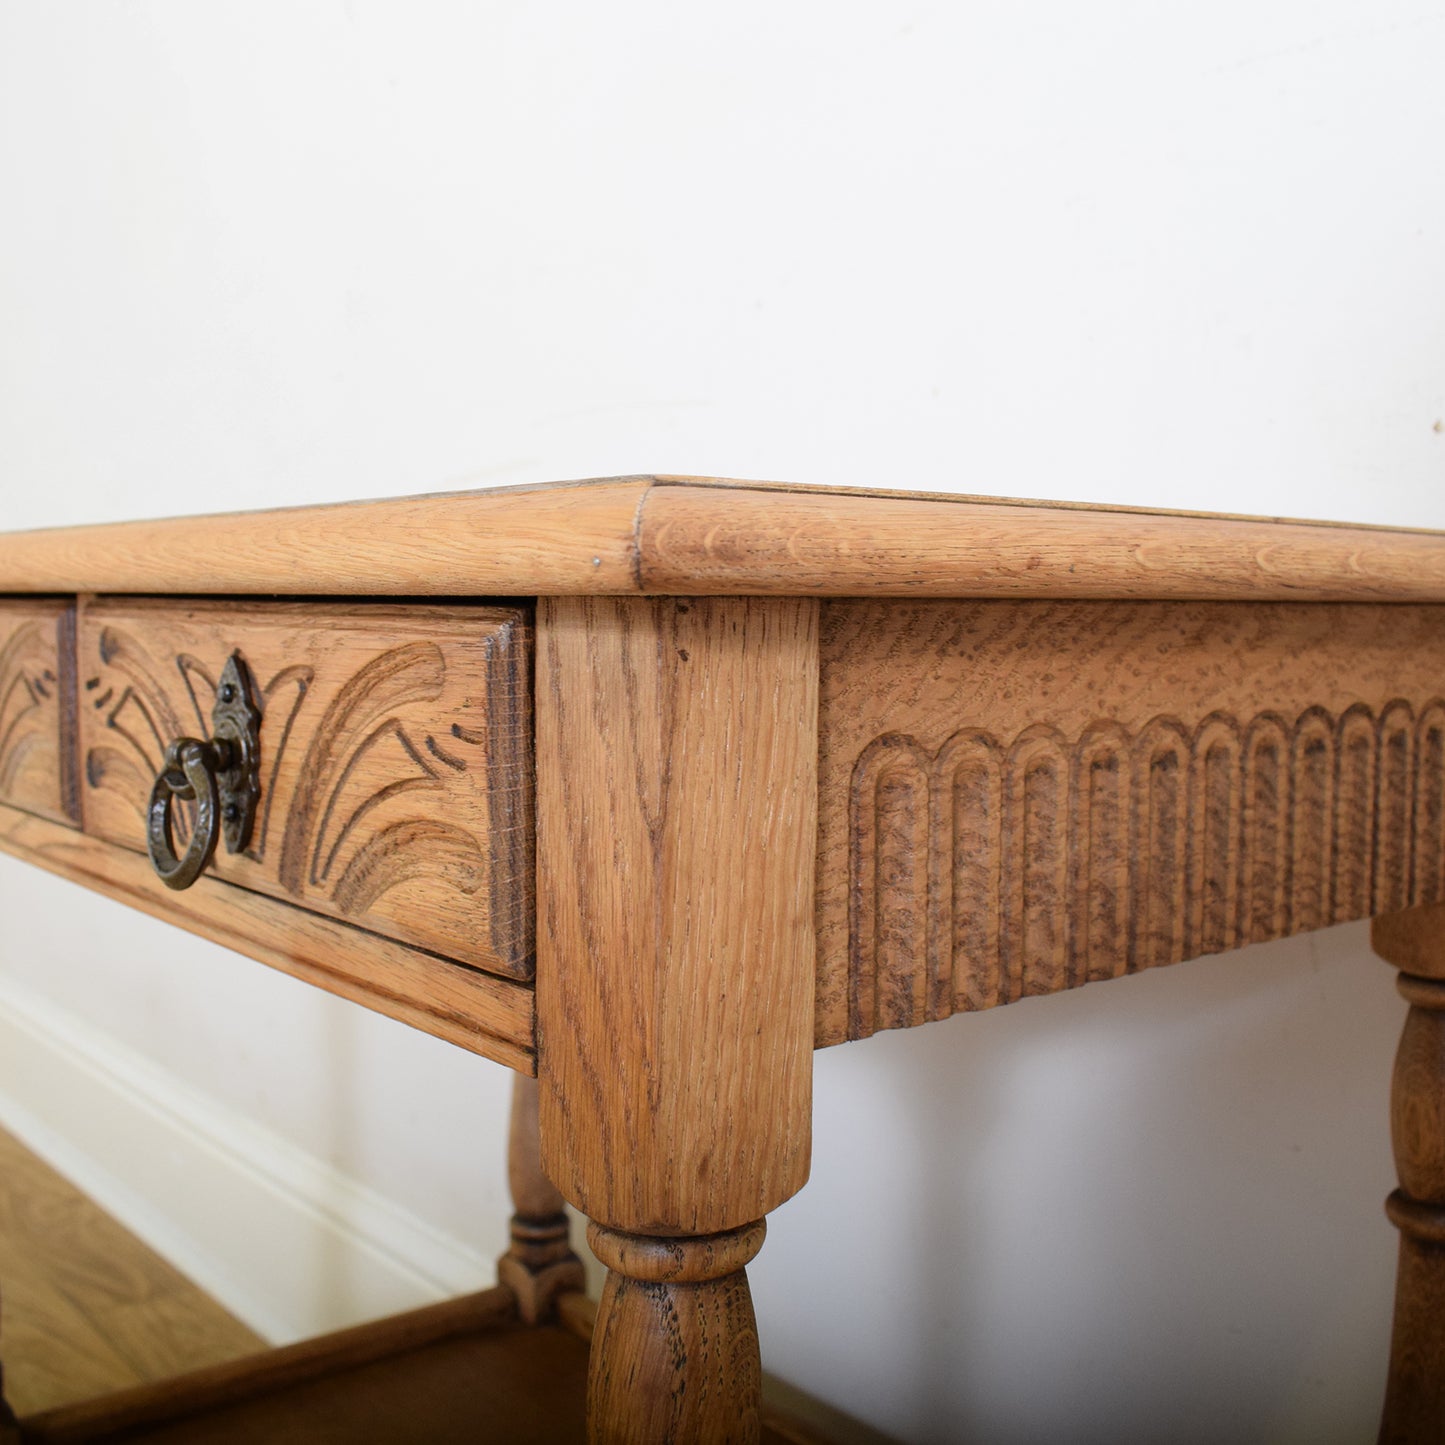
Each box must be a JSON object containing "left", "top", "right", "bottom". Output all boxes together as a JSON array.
[
  {"left": 1374, "top": 956, "right": 1445, "bottom": 1445},
  {"left": 547, "top": 1295, "right": 885, "bottom": 1445},
  {"left": 0, "top": 804, "right": 534, "bottom": 1072},
  {"left": 817, "top": 598, "right": 1445, "bottom": 1045},
  {"left": 18, "top": 1295, "right": 836, "bottom": 1445},
  {"left": 637, "top": 482, "right": 1445, "bottom": 599},
  {"left": 17, "top": 1290, "right": 516, "bottom": 1443},
  {"left": 0, "top": 1128, "right": 264, "bottom": 1419},
  {"left": 1374, "top": 905, "right": 1445, "bottom": 981},
  {"left": 18, "top": 1296, "right": 573, "bottom": 1445},
  {"left": 535, "top": 596, "right": 819, "bottom": 1236},
  {"left": 497, "top": 1075, "right": 585, "bottom": 1326},
  {"left": 4, "top": 476, "right": 1444, "bottom": 601},
  {"left": 77, "top": 598, "right": 534, "bottom": 980},
  {"left": 0, "top": 603, "right": 76, "bottom": 827},
  {"left": 0, "top": 478, "right": 651, "bottom": 598},
  {"left": 3, "top": 1123, "right": 847, "bottom": 1445},
  {"left": 586, "top": 1222, "right": 765, "bottom": 1445},
  {"left": 9, "top": 480, "right": 1445, "bottom": 1439}
]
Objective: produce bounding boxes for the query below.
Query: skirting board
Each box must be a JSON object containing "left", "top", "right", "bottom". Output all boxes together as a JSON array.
[{"left": 0, "top": 974, "right": 501, "bottom": 1346}]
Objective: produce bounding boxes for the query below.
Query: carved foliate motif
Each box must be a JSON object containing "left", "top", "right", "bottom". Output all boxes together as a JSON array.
[
  {"left": 0, "top": 602, "right": 75, "bottom": 824},
  {"left": 78, "top": 601, "right": 534, "bottom": 979}
]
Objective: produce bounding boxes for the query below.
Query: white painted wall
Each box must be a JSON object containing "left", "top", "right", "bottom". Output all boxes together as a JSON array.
[{"left": 2, "top": 3, "right": 1443, "bottom": 1440}]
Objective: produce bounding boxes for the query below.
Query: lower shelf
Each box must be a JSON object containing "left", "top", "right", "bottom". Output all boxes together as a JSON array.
[{"left": 14, "top": 1288, "right": 828, "bottom": 1444}]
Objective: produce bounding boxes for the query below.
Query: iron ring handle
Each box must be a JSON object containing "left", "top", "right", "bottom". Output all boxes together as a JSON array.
[{"left": 146, "top": 736, "right": 234, "bottom": 891}]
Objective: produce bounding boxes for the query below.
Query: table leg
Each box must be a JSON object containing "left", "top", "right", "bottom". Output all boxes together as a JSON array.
[
  {"left": 1374, "top": 908, "right": 1445, "bottom": 1443},
  {"left": 587, "top": 1221, "right": 765, "bottom": 1445},
  {"left": 536, "top": 596, "right": 820, "bottom": 1445},
  {"left": 497, "top": 1072, "right": 586, "bottom": 1325}
]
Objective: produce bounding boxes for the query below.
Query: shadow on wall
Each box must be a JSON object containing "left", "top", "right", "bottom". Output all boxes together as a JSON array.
[{"left": 755, "top": 923, "right": 1404, "bottom": 1445}]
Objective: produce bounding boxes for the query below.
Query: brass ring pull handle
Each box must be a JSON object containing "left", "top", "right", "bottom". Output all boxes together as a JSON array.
[{"left": 145, "top": 653, "right": 262, "bottom": 892}]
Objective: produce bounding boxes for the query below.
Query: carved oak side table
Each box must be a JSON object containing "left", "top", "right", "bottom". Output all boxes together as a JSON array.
[{"left": 0, "top": 476, "right": 1443, "bottom": 1443}]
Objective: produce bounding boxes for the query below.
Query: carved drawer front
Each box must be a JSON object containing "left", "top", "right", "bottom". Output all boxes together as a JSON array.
[
  {"left": 816, "top": 599, "right": 1445, "bottom": 1046},
  {"left": 0, "top": 599, "right": 77, "bottom": 826},
  {"left": 78, "top": 599, "right": 533, "bottom": 980}
]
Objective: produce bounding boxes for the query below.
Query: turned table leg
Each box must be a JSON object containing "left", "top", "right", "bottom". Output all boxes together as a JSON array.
[
  {"left": 536, "top": 596, "right": 820, "bottom": 1444},
  {"left": 1374, "top": 907, "right": 1445, "bottom": 1443},
  {"left": 496, "top": 1073, "right": 585, "bottom": 1325},
  {"left": 587, "top": 1221, "right": 765, "bottom": 1444},
  {"left": 1380, "top": 973, "right": 1445, "bottom": 1442}
]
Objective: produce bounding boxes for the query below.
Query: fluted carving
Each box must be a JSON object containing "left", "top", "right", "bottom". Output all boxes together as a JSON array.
[
  {"left": 814, "top": 599, "right": 1445, "bottom": 1045},
  {"left": 847, "top": 699, "right": 1445, "bottom": 1037}
]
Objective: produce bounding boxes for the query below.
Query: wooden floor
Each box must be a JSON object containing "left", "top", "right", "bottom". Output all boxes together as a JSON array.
[
  {"left": 0, "top": 1126, "right": 896, "bottom": 1444},
  {"left": 0, "top": 1126, "right": 265, "bottom": 1418}
]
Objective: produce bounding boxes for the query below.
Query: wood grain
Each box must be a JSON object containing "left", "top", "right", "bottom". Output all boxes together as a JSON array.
[
  {"left": 818, "top": 599, "right": 1445, "bottom": 1045},
  {"left": 0, "top": 601, "right": 76, "bottom": 826},
  {"left": 0, "top": 1126, "right": 264, "bottom": 1418},
  {"left": 637, "top": 482, "right": 1445, "bottom": 599},
  {"left": 0, "top": 478, "right": 650, "bottom": 597},
  {"left": 586, "top": 1222, "right": 765, "bottom": 1445},
  {"left": 77, "top": 598, "right": 533, "bottom": 980},
  {"left": 1374, "top": 961, "right": 1445, "bottom": 1445},
  {"left": 18, "top": 1288, "right": 525, "bottom": 1445},
  {"left": 4, "top": 476, "right": 1444, "bottom": 600},
  {"left": 1374, "top": 904, "right": 1445, "bottom": 981},
  {"left": 537, "top": 596, "right": 817, "bottom": 1442},
  {"left": 497, "top": 1076, "right": 585, "bottom": 1326},
  {"left": 550, "top": 1293, "right": 876, "bottom": 1445},
  {"left": 0, "top": 804, "right": 534, "bottom": 1072},
  {"left": 535, "top": 596, "right": 819, "bottom": 1237},
  {"left": 17, "top": 1292, "right": 835, "bottom": 1445}
]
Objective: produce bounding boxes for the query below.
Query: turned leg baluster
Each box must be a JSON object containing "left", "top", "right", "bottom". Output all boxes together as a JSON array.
[
  {"left": 587, "top": 1221, "right": 764, "bottom": 1444},
  {"left": 1380, "top": 971, "right": 1445, "bottom": 1442},
  {"left": 496, "top": 1073, "right": 585, "bottom": 1325},
  {"left": 1373, "top": 907, "right": 1445, "bottom": 1443}
]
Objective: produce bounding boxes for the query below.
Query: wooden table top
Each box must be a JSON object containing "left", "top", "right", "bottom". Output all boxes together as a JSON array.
[{"left": 3, "top": 475, "right": 1444, "bottom": 601}]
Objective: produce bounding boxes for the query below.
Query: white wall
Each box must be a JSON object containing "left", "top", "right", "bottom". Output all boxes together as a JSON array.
[{"left": 2, "top": 3, "right": 1443, "bottom": 1440}]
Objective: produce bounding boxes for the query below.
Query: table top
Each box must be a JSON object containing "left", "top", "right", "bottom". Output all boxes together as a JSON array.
[{"left": 3, "top": 474, "right": 1444, "bottom": 601}]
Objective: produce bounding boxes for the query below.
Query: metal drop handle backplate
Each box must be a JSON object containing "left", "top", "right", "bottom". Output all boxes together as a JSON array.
[{"left": 146, "top": 652, "right": 262, "bottom": 890}]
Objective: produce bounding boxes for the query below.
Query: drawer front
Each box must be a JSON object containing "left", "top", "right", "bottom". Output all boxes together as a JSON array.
[
  {"left": 78, "top": 599, "right": 534, "bottom": 979},
  {"left": 0, "top": 599, "right": 77, "bottom": 825}
]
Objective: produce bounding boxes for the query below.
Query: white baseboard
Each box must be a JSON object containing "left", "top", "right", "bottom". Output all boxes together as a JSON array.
[{"left": 0, "top": 975, "right": 496, "bottom": 1346}]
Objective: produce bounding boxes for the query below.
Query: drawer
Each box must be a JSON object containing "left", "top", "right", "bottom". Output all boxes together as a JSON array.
[
  {"left": 77, "top": 599, "right": 534, "bottom": 980},
  {"left": 0, "top": 599, "right": 77, "bottom": 825}
]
